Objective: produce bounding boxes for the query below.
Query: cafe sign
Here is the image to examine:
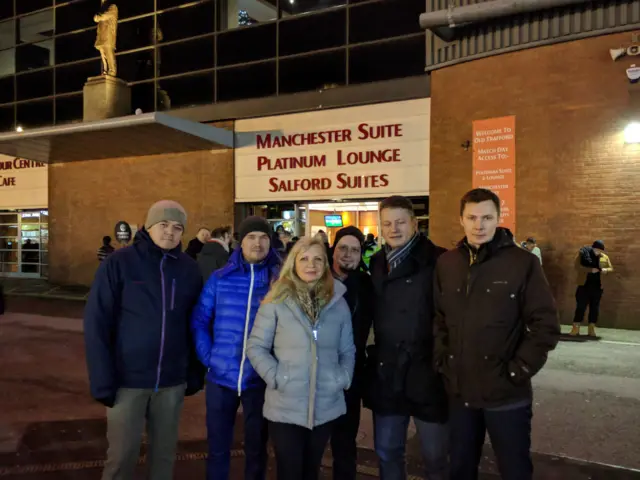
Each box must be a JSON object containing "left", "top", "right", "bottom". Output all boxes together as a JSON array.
[{"left": 234, "top": 99, "right": 431, "bottom": 202}]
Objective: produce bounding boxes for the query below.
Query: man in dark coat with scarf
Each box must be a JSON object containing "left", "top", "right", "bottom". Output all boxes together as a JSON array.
[{"left": 364, "top": 196, "right": 449, "bottom": 480}]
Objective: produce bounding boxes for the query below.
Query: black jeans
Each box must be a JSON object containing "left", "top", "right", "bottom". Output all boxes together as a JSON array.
[
  {"left": 269, "top": 420, "right": 334, "bottom": 480},
  {"left": 450, "top": 402, "right": 533, "bottom": 480},
  {"left": 573, "top": 286, "right": 603, "bottom": 324},
  {"left": 330, "top": 388, "right": 361, "bottom": 480}
]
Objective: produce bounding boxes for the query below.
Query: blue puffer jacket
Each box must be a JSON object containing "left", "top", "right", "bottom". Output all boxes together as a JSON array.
[
  {"left": 191, "top": 247, "right": 281, "bottom": 393},
  {"left": 84, "top": 229, "right": 204, "bottom": 407}
]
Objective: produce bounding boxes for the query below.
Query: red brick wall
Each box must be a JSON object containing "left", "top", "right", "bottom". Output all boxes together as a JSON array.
[
  {"left": 430, "top": 32, "right": 640, "bottom": 329},
  {"left": 49, "top": 148, "right": 234, "bottom": 286}
]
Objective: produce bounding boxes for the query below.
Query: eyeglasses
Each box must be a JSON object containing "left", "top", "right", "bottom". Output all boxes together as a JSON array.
[{"left": 336, "top": 245, "right": 361, "bottom": 255}]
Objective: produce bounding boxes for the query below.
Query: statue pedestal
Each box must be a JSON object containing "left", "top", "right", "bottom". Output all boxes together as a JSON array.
[{"left": 83, "top": 75, "right": 131, "bottom": 122}]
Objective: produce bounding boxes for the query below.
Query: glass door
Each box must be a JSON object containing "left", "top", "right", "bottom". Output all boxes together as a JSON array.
[{"left": 0, "top": 210, "right": 49, "bottom": 278}]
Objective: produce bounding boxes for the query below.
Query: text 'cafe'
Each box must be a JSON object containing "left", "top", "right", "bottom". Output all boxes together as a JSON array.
[{"left": 234, "top": 99, "right": 432, "bottom": 242}]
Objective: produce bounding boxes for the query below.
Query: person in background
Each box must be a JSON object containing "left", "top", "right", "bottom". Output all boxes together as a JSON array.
[
  {"left": 362, "top": 233, "right": 379, "bottom": 269},
  {"left": 330, "top": 226, "right": 374, "bottom": 480},
  {"left": 316, "top": 230, "right": 332, "bottom": 262},
  {"left": 185, "top": 227, "right": 211, "bottom": 260},
  {"left": 280, "top": 230, "right": 292, "bottom": 249},
  {"left": 97, "top": 235, "right": 115, "bottom": 262},
  {"left": 571, "top": 240, "right": 614, "bottom": 337},
  {"left": 231, "top": 232, "right": 240, "bottom": 251},
  {"left": 191, "top": 216, "right": 280, "bottom": 480},
  {"left": 197, "top": 225, "right": 232, "bottom": 282},
  {"left": 84, "top": 200, "right": 205, "bottom": 480},
  {"left": 364, "top": 196, "right": 449, "bottom": 480},
  {"left": 434, "top": 188, "right": 559, "bottom": 480},
  {"left": 523, "top": 237, "right": 542, "bottom": 264},
  {"left": 247, "top": 236, "right": 355, "bottom": 480},
  {"left": 272, "top": 225, "right": 285, "bottom": 253}
]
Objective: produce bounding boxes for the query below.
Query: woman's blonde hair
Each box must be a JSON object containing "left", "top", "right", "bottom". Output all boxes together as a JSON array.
[{"left": 263, "top": 236, "right": 334, "bottom": 305}]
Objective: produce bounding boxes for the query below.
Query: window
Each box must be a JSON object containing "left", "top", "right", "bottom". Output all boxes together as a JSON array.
[
  {"left": 55, "top": 59, "right": 101, "bottom": 94},
  {"left": 217, "top": 22, "right": 275, "bottom": 66},
  {"left": 55, "top": 0, "right": 96, "bottom": 34},
  {"left": 0, "top": 1, "right": 12, "bottom": 20},
  {"left": 16, "top": 69, "right": 53, "bottom": 100},
  {"left": 217, "top": 0, "right": 276, "bottom": 31},
  {"left": 158, "top": 72, "right": 214, "bottom": 109},
  {"left": 118, "top": 0, "right": 154, "bottom": 19},
  {"left": 0, "top": 19, "right": 14, "bottom": 50},
  {"left": 217, "top": 61, "right": 276, "bottom": 102},
  {"left": 158, "top": 36, "right": 214, "bottom": 76},
  {"left": 349, "top": 0, "right": 425, "bottom": 44},
  {"left": 118, "top": 16, "right": 155, "bottom": 52},
  {"left": 55, "top": 94, "right": 84, "bottom": 125},
  {"left": 17, "top": 99, "right": 54, "bottom": 128},
  {"left": 349, "top": 35, "right": 426, "bottom": 85},
  {"left": 157, "top": 1, "right": 214, "bottom": 42},
  {"left": 130, "top": 81, "right": 155, "bottom": 114},
  {"left": 55, "top": 30, "right": 98, "bottom": 64},
  {"left": 0, "top": 105, "right": 14, "bottom": 132},
  {"left": 0, "top": 74, "right": 13, "bottom": 103},
  {"left": 279, "top": 50, "right": 345, "bottom": 94},
  {"left": 117, "top": 49, "right": 155, "bottom": 82},
  {"left": 18, "top": 10, "right": 54, "bottom": 45},
  {"left": 279, "top": 9, "right": 345, "bottom": 56},
  {"left": 279, "top": 0, "right": 344, "bottom": 18},
  {"left": 17, "top": 0, "right": 52, "bottom": 15},
  {"left": 0, "top": 48, "right": 15, "bottom": 77},
  {"left": 16, "top": 40, "right": 54, "bottom": 72}
]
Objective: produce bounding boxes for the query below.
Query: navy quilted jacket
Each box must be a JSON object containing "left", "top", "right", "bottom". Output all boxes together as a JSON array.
[
  {"left": 191, "top": 247, "right": 281, "bottom": 393},
  {"left": 84, "top": 229, "right": 204, "bottom": 406}
]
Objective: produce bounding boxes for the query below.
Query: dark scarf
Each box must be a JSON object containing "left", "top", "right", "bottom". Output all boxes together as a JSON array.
[{"left": 385, "top": 233, "right": 419, "bottom": 272}]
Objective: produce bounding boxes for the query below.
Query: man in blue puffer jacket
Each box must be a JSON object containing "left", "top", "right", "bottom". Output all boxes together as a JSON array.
[
  {"left": 191, "top": 216, "right": 281, "bottom": 480},
  {"left": 84, "top": 200, "right": 205, "bottom": 480}
]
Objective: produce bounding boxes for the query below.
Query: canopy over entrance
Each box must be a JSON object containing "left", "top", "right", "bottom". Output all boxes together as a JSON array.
[{"left": 0, "top": 113, "right": 233, "bottom": 163}]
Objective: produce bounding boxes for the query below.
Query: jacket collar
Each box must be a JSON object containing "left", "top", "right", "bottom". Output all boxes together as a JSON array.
[
  {"left": 208, "top": 238, "right": 230, "bottom": 253},
  {"left": 457, "top": 227, "right": 516, "bottom": 264},
  {"left": 134, "top": 228, "right": 181, "bottom": 259}
]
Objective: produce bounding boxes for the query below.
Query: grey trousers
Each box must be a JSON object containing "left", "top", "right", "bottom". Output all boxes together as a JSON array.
[{"left": 102, "top": 384, "right": 186, "bottom": 480}]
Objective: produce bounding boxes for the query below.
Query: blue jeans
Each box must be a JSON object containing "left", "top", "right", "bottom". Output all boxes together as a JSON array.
[
  {"left": 205, "top": 381, "right": 267, "bottom": 480},
  {"left": 373, "top": 413, "right": 449, "bottom": 480},
  {"left": 449, "top": 403, "right": 533, "bottom": 480}
]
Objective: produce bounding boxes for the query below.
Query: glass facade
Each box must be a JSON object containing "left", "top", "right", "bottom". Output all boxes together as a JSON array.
[
  {"left": 0, "top": 210, "right": 49, "bottom": 277},
  {"left": 0, "top": 0, "right": 427, "bottom": 132}
]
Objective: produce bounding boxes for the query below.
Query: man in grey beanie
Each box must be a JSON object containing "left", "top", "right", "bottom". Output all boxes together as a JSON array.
[{"left": 84, "top": 199, "right": 205, "bottom": 480}]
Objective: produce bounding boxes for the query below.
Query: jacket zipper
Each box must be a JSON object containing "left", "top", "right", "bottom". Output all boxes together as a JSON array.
[
  {"left": 237, "top": 264, "right": 255, "bottom": 397},
  {"left": 155, "top": 255, "right": 168, "bottom": 391},
  {"left": 308, "top": 324, "right": 318, "bottom": 429},
  {"left": 171, "top": 278, "right": 176, "bottom": 311}
]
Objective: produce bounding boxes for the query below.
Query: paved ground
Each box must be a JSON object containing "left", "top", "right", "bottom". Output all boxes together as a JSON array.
[{"left": 0, "top": 298, "right": 639, "bottom": 479}]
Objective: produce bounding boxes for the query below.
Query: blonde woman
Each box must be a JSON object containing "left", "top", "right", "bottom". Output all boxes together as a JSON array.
[{"left": 247, "top": 236, "right": 356, "bottom": 480}]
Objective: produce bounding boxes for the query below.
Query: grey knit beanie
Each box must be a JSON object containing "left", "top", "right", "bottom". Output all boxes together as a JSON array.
[{"left": 144, "top": 200, "right": 187, "bottom": 230}]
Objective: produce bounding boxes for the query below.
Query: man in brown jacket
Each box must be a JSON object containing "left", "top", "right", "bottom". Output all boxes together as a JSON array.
[{"left": 434, "top": 188, "right": 559, "bottom": 480}]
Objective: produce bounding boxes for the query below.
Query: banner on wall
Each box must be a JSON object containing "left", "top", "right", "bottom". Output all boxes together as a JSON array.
[
  {"left": 472, "top": 116, "right": 516, "bottom": 233},
  {"left": 234, "top": 99, "right": 431, "bottom": 202},
  {"left": 0, "top": 155, "right": 48, "bottom": 209}
]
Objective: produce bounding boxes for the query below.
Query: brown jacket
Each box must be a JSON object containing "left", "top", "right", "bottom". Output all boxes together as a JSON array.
[
  {"left": 575, "top": 250, "right": 614, "bottom": 287},
  {"left": 433, "top": 228, "right": 559, "bottom": 409}
]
